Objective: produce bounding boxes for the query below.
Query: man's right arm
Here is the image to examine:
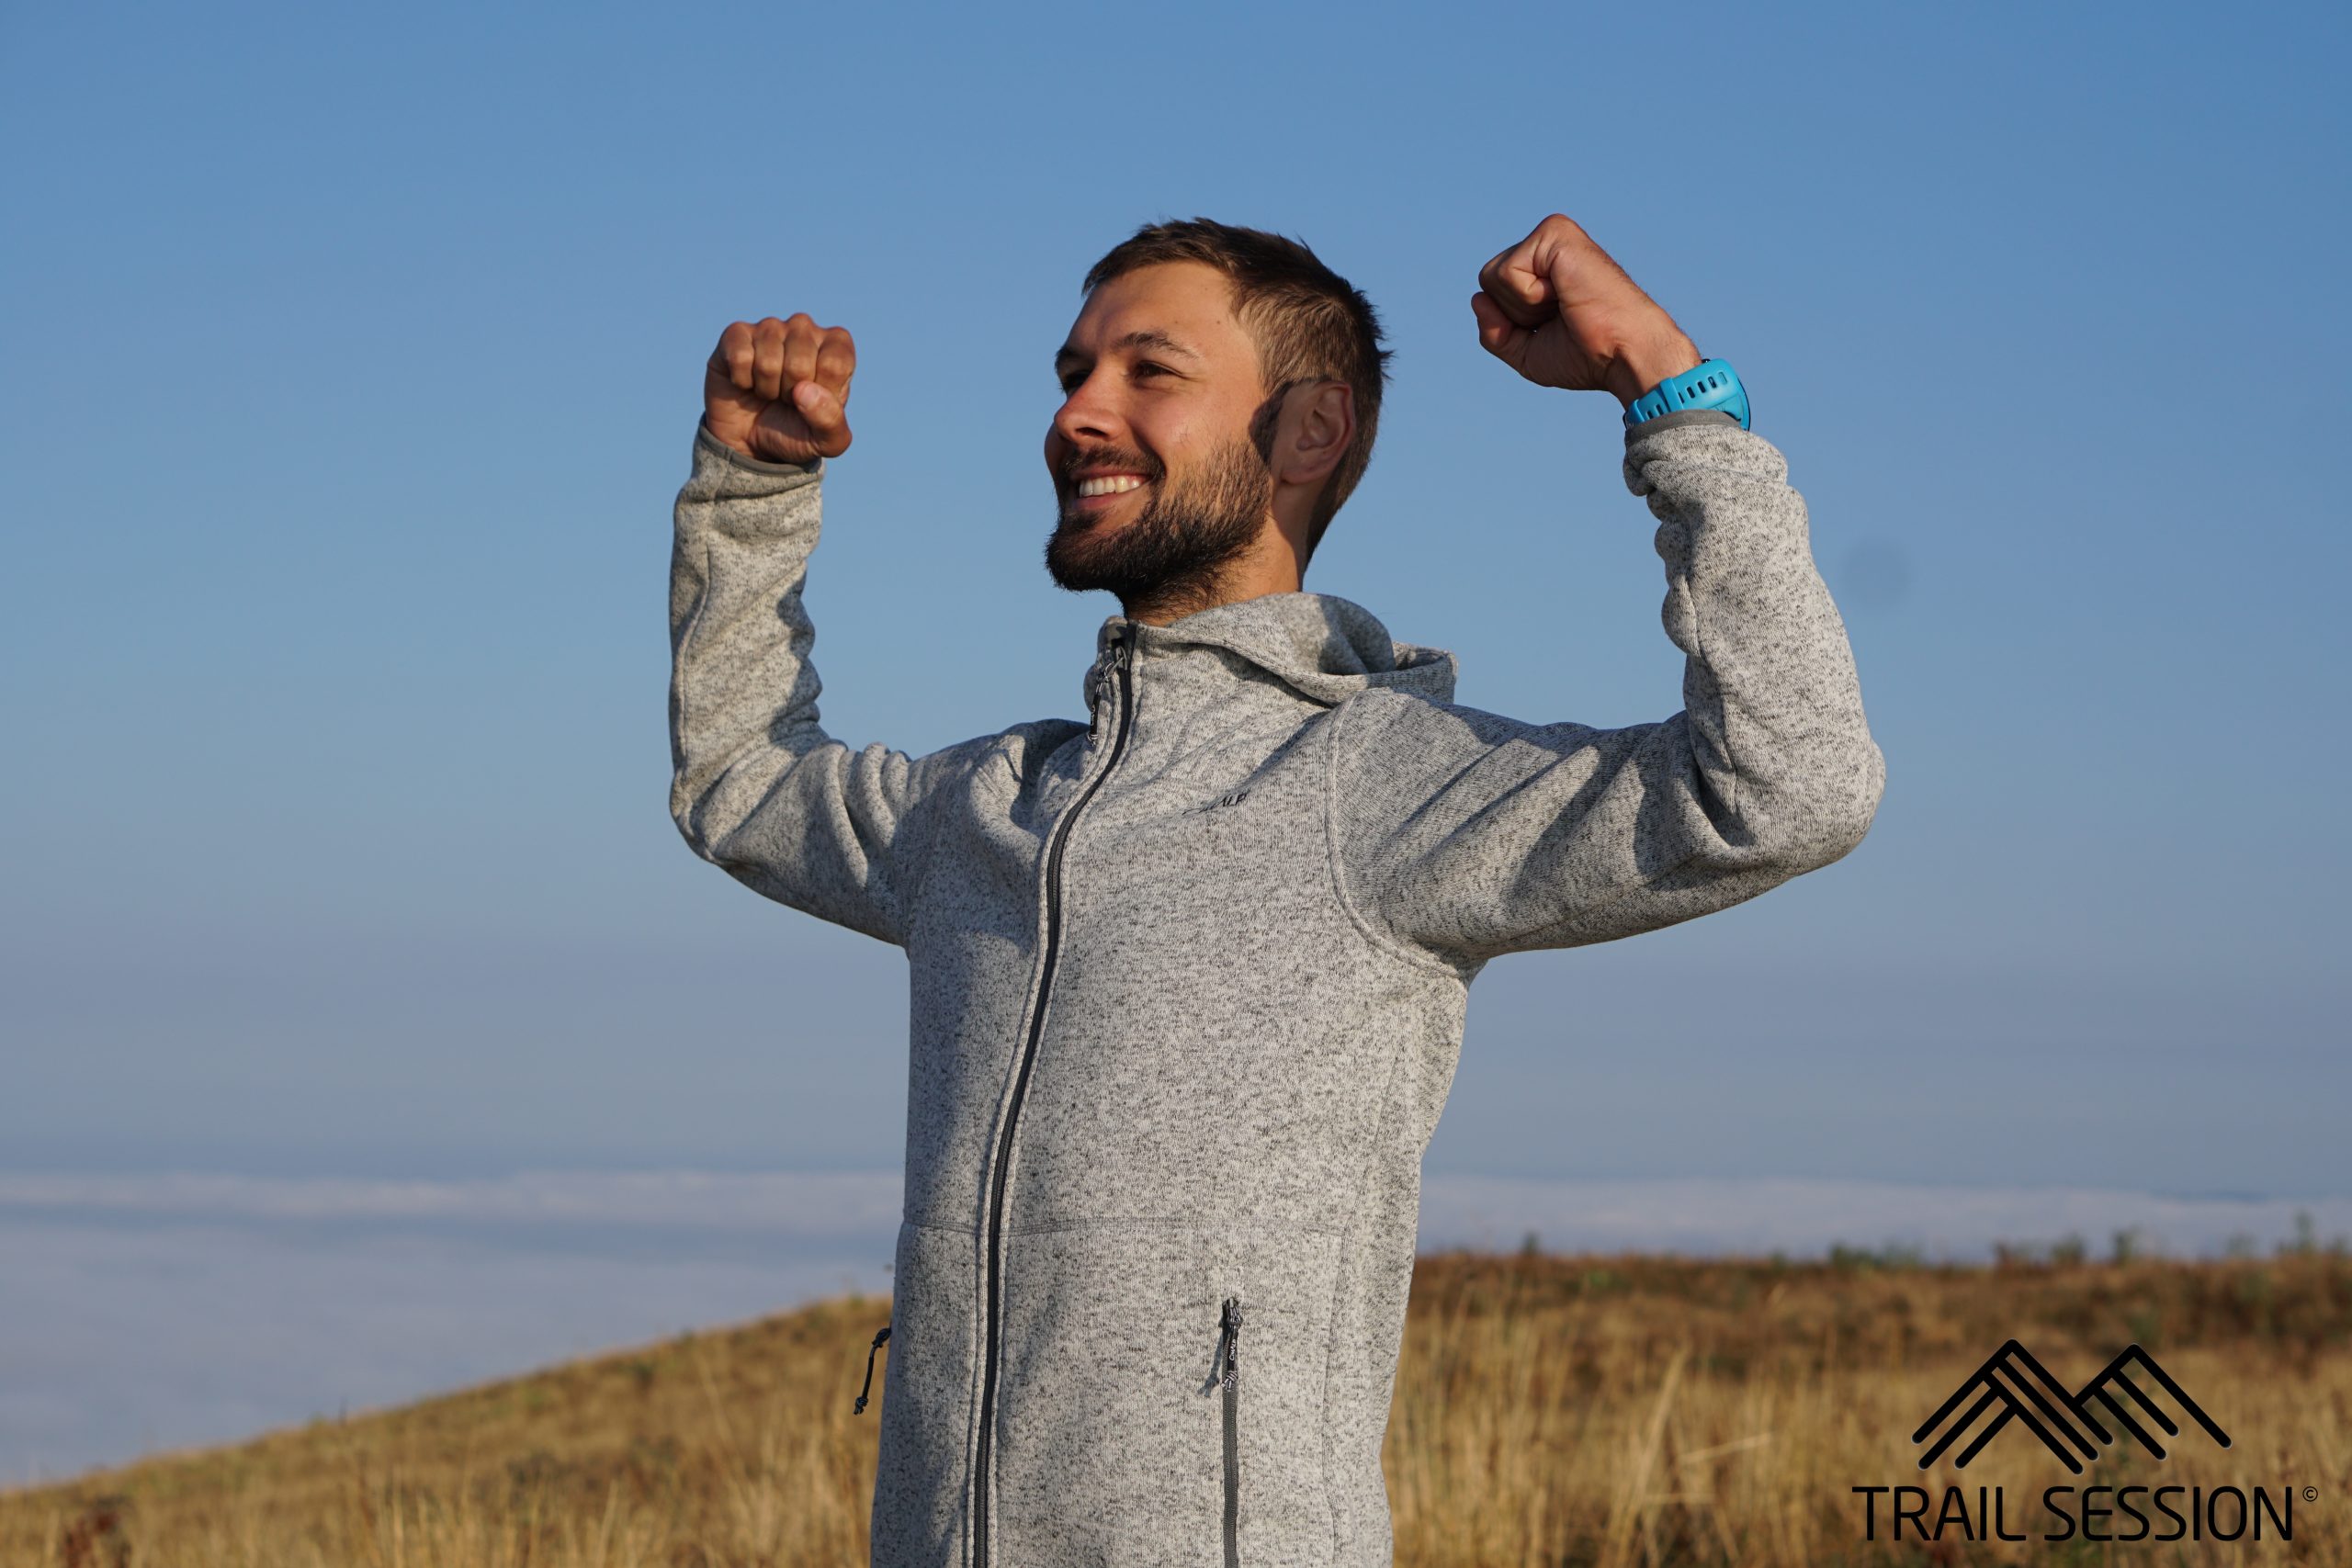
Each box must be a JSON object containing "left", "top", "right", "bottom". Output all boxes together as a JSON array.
[{"left": 668, "top": 315, "right": 938, "bottom": 948}]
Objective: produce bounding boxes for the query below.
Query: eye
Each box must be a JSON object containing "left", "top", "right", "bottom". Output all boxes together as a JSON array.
[{"left": 1056, "top": 361, "right": 1172, "bottom": 395}]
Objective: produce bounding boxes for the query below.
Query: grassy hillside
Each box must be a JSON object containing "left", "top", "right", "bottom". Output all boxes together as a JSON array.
[{"left": 5, "top": 1247, "right": 2347, "bottom": 1566}]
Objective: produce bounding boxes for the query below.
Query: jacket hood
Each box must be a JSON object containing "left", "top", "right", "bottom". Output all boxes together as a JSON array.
[{"left": 1087, "top": 592, "right": 1456, "bottom": 711}]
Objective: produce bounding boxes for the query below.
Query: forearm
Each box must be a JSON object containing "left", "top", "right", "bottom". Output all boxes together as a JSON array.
[
  {"left": 1626, "top": 419, "right": 1884, "bottom": 865},
  {"left": 672, "top": 416, "right": 944, "bottom": 947},
  {"left": 670, "top": 419, "right": 888, "bottom": 908},
  {"left": 671, "top": 415, "right": 826, "bottom": 834}
]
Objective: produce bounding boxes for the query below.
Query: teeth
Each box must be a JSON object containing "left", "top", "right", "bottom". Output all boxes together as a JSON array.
[{"left": 1077, "top": 476, "right": 1146, "bottom": 497}]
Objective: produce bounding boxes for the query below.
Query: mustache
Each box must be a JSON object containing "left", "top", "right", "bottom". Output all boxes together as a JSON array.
[{"left": 1058, "top": 448, "right": 1161, "bottom": 485}]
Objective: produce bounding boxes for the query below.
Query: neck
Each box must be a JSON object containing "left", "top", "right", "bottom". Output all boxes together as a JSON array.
[{"left": 1121, "top": 515, "right": 1309, "bottom": 626}]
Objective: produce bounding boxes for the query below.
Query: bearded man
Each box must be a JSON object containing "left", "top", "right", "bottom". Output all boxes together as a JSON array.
[{"left": 669, "top": 213, "right": 1883, "bottom": 1568}]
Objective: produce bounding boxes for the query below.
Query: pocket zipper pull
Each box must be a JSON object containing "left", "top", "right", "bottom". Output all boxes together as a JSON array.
[
  {"left": 854, "top": 1323, "right": 892, "bottom": 1415},
  {"left": 1220, "top": 1298, "right": 1241, "bottom": 1391}
]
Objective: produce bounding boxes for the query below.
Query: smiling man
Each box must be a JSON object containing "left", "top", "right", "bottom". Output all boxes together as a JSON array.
[{"left": 669, "top": 215, "right": 1884, "bottom": 1568}]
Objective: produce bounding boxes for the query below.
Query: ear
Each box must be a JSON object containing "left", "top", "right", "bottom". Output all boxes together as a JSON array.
[{"left": 1277, "top": 381, "right": 1354, "bottom": 489}]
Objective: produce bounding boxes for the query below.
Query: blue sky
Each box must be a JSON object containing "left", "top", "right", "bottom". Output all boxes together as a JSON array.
[{"left": 5, "top": 6, "right": 2348, "bottom": 1205}]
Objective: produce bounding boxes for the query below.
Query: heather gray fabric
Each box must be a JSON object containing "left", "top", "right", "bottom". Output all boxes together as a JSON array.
[{"left": 669, "top": 408, "right": 1883, "bottom": 1568}]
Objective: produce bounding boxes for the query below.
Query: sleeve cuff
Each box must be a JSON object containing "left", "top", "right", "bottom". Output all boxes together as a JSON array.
[{"left": 1623, "top": 407, "right": 1738, "bottom": 445}]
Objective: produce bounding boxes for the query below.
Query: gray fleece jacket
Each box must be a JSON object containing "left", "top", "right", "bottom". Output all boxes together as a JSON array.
[{"left": 668, "top": 407, "right": 1883, "bottom": 1568}]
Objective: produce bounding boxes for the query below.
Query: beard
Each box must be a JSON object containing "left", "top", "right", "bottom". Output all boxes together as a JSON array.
[{"left": 1044, "top": 434, "right": 1274, "bottom": 616}]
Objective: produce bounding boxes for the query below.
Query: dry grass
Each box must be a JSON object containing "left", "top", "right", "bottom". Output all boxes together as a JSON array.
[{"left": 5, "top": 1247, "right": 2346, "bottom": 1566}]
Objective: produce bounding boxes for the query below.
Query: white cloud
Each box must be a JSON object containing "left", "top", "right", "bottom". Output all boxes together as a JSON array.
[{"left": 1416, "top": 1174, "right": 2352, "bottom": 1259}]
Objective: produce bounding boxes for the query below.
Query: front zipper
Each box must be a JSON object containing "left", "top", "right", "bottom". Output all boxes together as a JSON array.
[
  {"left": 972, "top": 629, "right": 1138, "bottom": 1568},
  {"left": 1219, "top": 1296, "right": 1243, "bottom": 1568}
]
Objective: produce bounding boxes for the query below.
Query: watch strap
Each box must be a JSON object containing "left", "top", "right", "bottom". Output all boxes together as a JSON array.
[{"left": 1623, "top": 358, "right": 1750, "bottom": 431}]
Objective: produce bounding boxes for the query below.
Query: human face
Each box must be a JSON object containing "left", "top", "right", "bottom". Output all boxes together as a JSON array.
[{"left": 1043, "top": 262, "right": 1277, "bottom": 613}]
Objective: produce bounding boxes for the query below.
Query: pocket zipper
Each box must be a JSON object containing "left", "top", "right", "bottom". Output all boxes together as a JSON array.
[
  {"left": 853, "top": 1322, "right": 891, "bottom": 1415},
  {"left": 1218, "top": 1296, "right": 1242, "bottom": 1568}
]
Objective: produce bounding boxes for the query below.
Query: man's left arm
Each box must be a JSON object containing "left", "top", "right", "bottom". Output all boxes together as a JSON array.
[{"left": 1325, "top": 215, "right": 1885, "bottom": 966}]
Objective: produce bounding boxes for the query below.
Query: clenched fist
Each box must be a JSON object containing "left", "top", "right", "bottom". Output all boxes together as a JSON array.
[
  {"left": 1471, "top": 216, "right": 1702, "bottom": 408},
  {"left": 704, "top": 314, "right": 856, "bottom": 465}
]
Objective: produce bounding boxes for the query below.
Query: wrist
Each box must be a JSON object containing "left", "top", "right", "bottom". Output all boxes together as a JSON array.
[
  {"left": 699, "top": 412, "right": 761, "bottom": 459},
  {"left": 1604, "top": 335, "right": 1703, "bottom": 409},
  {"left": 696, "top": 414, "right": 820, "bottom": 475}
]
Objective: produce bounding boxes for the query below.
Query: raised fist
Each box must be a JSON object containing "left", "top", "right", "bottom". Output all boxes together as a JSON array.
[
  {"left": 1471, "top": 215, "right": 1700, "bottom": 407},
  {"left": 704, "top": 314, "right": 856, "bottom": 465}
]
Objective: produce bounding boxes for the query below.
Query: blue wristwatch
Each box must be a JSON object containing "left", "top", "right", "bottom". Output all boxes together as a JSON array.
[{"left": 1623, "top": 358, "right": 1750, "bottom": 431}]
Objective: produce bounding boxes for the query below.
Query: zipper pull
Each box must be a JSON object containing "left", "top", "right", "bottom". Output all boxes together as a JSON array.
[
  {"left": 853, "top": 1323, "right": 891, "bottom": 1415},
  {"left": 1220, "top": 1298, "right": 1241, "bottom": 1392},
  {"left": 1088, "top": 637, "right": 1127, "bottom": 731}
]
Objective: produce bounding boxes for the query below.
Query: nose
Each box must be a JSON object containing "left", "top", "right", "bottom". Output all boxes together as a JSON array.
[{"left": 1049, "top": 368, "right": 1125, "bottom": 456}]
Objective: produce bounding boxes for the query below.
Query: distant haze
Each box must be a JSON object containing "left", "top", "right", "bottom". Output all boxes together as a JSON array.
[{"left": 6, "top": 1169, "right": 2345, "bottom": 1485}]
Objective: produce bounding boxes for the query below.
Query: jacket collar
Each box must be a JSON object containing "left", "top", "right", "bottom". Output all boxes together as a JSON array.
[{"left": 1083, "top": 591, "right": 1456, "bottom": 714}]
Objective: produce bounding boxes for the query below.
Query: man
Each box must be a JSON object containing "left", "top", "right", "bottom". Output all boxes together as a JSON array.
[{"left": 669, "top": 214, "right": 1883, "bottom": 1568}]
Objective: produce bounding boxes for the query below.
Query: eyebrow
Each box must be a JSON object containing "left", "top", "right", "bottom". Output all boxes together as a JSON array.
[{"left": 1053, "top": 329, "right": 1204, "bottom": 374}]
